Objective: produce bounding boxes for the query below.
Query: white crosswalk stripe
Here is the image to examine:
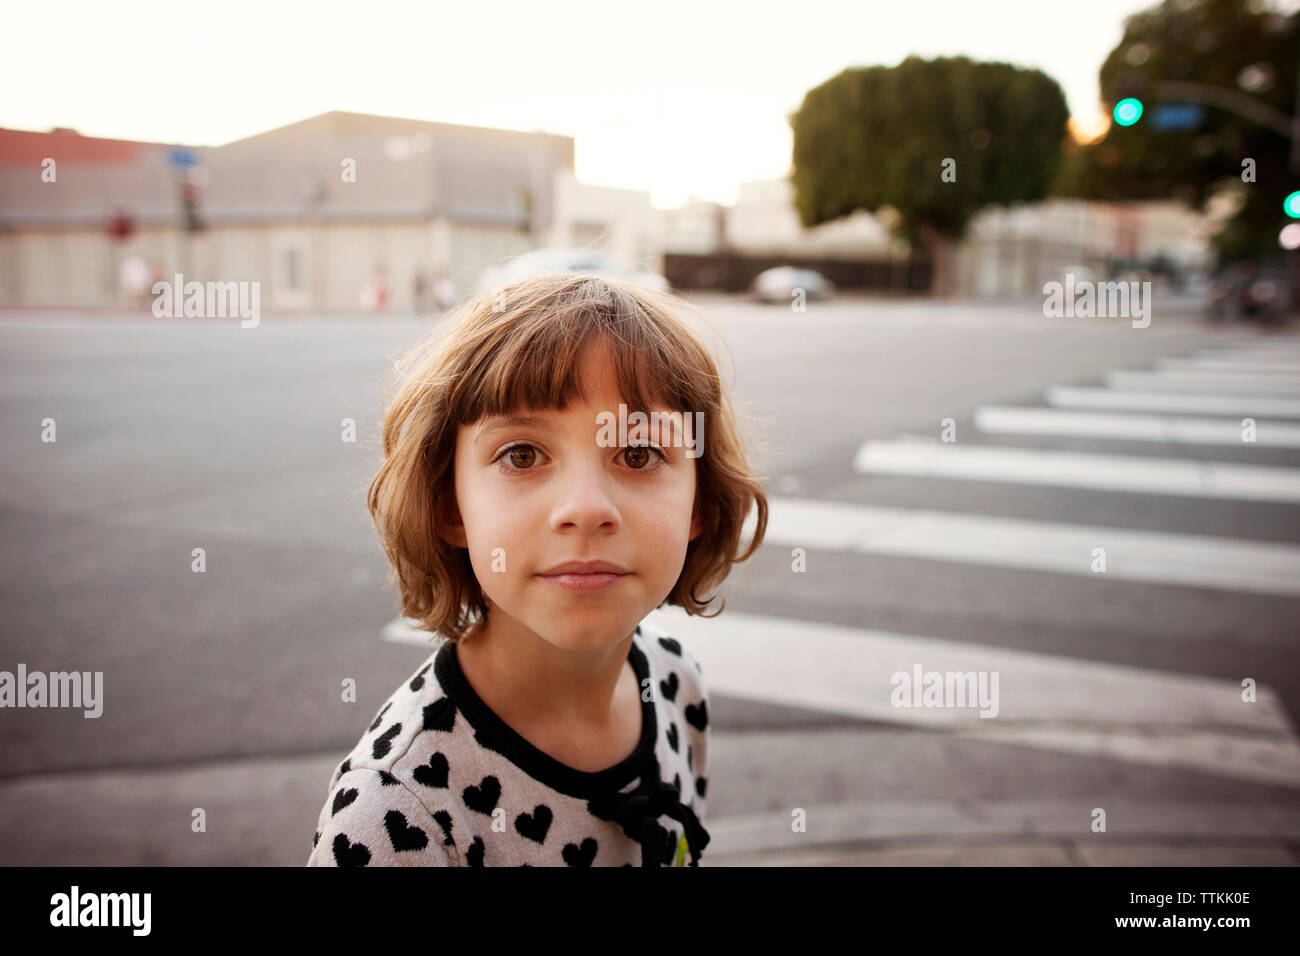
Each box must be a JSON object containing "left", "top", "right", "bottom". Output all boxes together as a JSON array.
[
  {"left": 1158, "top": 357, "right": 1300, "bottom": 374},
  {"left": 973, "top": 405, "right": 1300, "bottom": 447},
  {"left": 1046, "top": 385, "right": 1300, "bottom": 417},
  {"left": 1105, "top": 369, "right": 1300, "bottom": 394},
  {"left": 853, "top": 439, "right": 1300, "bottom": 502},
  {"left": 745, "top": 496, "right": 1300, "bottom": 596},
  {"left": 1196, "top": 345, "right": 1300, "bottom": 361}
]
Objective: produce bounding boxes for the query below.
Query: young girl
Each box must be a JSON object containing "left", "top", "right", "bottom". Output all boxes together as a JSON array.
[{"left": 308, "top": 271, "right": 769, "bottom": 866}]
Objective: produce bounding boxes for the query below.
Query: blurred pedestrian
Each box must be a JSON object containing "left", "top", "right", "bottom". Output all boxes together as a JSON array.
[
  {"left": 413, "top": 270, "right": 432, "bottom": 314},
  {"left": 433, "top": 268, "right": 455, "bottom": 310},
  {"left": 361, "top": 264, "right": 390, "bottom": 312},
  {"left": 121, "top": 254, "right": 152, "bottom": 309}
]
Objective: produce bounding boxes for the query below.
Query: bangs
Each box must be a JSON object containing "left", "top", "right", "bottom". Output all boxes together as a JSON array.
[{"left": 446, "top": 277, "right": 716, "bottom": 427}]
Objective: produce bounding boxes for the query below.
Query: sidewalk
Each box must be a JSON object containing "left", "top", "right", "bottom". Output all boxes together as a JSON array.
[{"left": 1, "top": 729, "right": 1296, "bottom": 866}]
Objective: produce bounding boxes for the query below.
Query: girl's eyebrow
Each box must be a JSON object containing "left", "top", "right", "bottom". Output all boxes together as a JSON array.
[
  {"left": 474, "top": 409, "right": 683, "bottom": 445},
  {"left": 474, "top": 415, "right": 554, "bottom": 445}
]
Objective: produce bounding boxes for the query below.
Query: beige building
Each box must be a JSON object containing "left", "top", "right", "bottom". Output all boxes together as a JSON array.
[
  {"left": 0, "top": 111, "right": 662, "bottom": 311},
  {"left": 724, "top": 178, "right": 892, "bottom": 257},
  {"left": 548, "top": 171, "right": 663, "bottom": 275}
]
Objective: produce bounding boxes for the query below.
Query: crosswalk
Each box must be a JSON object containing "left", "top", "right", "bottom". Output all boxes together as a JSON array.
[
  {"left": 384, "top": 336, "right": 1300, "bottom": 792},
  {"left": 743, "top": 336, "right": 1300, "bottom": 786}
]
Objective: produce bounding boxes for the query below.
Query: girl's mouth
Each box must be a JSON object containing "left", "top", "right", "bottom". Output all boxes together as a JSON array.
[{"left": 538, "top": 571, "right": 629, "bottom": 592}]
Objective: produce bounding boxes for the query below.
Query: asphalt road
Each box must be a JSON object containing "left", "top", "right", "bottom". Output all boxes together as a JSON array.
[{"left": 1, "top": 292, "right": 1297, "bottom": 864}]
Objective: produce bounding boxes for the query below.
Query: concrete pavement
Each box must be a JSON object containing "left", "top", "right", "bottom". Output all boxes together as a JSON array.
[{"left": 2, "top": 727, "right": 1296, "bottom": 866}]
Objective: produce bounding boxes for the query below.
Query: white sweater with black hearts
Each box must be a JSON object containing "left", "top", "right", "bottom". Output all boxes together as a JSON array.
[{"left": 307, "top": 621, "right": 710, "bottom": 867}]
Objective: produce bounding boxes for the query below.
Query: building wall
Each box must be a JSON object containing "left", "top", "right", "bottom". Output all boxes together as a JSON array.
[
  {"left": 447, "top": 222, "right": 534, "bottom": 304},
  {"left": 726, "top": 178, "right": 890, "bottom": 258},
  {"left": 952, "top": 199, "right": 1212, "bottom": 298},
  {"left": 0, "top": 219, "right": 541, "bottom": 310},
  {"left": 548, "top": 170, "right": 662, "bottom": 274}
]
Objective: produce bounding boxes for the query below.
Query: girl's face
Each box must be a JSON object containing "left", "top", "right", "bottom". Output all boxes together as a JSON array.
[{"left": 444, "top": 347, "right": 703, "bottom": 652}]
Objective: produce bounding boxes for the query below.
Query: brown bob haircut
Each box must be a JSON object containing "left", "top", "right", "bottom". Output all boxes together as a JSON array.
[{"left": 367, "top": 271, "right": 770, "bottom": 643}]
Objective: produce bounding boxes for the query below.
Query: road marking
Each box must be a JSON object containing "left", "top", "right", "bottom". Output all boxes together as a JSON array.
[
  {"left": 380, "top": 601, "right": 1300, "bottom": 787},
  {"left": 1105, "top": 370, "right": 1300, "bottom": 394},
  {"left": 1196, "top": 345, "right": 1300, "bottom": 361},
  {"left": 852, "top": 439, "right": 1300, "bottom": 502},
  {"left": 1159, "top": 357, "right": 1300, "bottom": 375},
  {"left": 974, "top": 405, "right": 1300, "bottom": 447},
  {"left": 638, "top": 608, "right": 1300, "bottom": 788},
  {"left": 747, "top": 496, "right": 1300, "bottom": 596},
  {"left": 704, "top": 792, "right": 1300, "bottom": 853},
  {"left": 1046, "top": 386, "right": 1300, "bottom": 417},
  {"left": 382, "top": 617, "right": 443, "bottom": 646}
]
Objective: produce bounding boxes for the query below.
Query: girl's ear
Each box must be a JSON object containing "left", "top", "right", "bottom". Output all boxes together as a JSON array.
[{"left": 688, "top": 497, "right": 702, "bottom": 542}]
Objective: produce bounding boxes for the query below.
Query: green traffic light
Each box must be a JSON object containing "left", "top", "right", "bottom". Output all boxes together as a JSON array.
[
  {"left": 1286, "top": 191, "right": 1300, "bottom": 218},
  {"left": 1113, "top": 98, "right": 1143, "bottom": 127}
]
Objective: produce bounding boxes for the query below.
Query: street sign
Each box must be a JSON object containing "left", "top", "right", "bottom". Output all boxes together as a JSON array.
[
  {"left": 1150, "top": 103, "right": 1205, "bottom": 131},
  {"left": 167, "top": 148, "right": 199, "bottom": 169}
]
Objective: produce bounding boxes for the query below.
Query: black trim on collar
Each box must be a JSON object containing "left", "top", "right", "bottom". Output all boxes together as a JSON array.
[{"left": 433, "top": 625, "right": 657, "bottom": 800}]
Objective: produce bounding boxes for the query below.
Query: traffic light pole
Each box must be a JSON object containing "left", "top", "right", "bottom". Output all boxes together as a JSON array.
[{"left": 1153, "top": 80, "right": 1300, "bottom": 173}]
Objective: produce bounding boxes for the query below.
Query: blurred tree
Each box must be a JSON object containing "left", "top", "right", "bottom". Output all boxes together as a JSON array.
[
  {"left": 1074, "top": 0, "right": 1300, "bottom": 264},
  {"left": 789, "top": 56, "right": 1070, "bottom": 296}
]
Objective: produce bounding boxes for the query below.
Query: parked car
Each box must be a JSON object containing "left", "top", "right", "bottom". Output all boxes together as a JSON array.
[
  {"left": 750, "top": 266, "right": 835, "bottom": 303},
  {"left": 475, "top": 248, "right": 669, "bottom": 295},
  {"left": 1205, "top": 263, "right": 1291, "bottom": 325}
]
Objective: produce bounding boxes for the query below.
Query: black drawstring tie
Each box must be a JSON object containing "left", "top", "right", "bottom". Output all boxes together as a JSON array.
[{"left": 587, "top": 770, "right": 710, "bottom": 866}]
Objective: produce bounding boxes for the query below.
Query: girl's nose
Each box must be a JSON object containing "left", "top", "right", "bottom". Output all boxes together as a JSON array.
[{"left": 548, "top": 461, "right": 620, "bottom": 533}]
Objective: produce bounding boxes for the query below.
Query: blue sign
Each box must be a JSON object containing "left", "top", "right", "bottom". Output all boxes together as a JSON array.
[
  {"left": 1150, "top": 103, "right": 1205, "bottom": 131},
  {"left": 167, "top": 148, "right": 199, "bottom": 168}
]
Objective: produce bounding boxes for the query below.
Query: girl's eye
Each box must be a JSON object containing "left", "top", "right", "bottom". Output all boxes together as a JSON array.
[
  {"left": 490, "top": 442, "right": 668, "bottom": 474},
  {"left": 493, "top": 443, "right": 540, "bottom": 471},
  {"left": 620, "top": 443, "right": 669, "bottom": 471}
]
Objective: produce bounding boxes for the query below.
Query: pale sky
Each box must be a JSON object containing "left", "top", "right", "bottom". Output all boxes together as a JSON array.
[{"left": 0, "top": 0, "right": 1219, "bottom": 208}]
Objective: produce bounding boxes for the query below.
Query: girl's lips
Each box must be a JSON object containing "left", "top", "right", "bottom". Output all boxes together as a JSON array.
[{"left": 538, "top": 571, "right": 629, "bottom": 592}]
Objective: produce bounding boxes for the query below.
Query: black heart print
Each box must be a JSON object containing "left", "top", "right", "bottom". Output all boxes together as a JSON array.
[
  {"left": 332, "top": 833, "right": 370, "bottom": 867},
  {"left": 659, "top": 672, "right": 679, "bottom": 702},
  {"left": 371, "top": 722, "right": 402, "bottom": 759},
  {"left": 368, "top": 702, "right": 392, "bottom": 732},
  {"left": 409, "top": 663, "right": 432, "bottom": 692},
  {"left": 515, "top": 805, "right": 553, "bottom": 844},
  {"left": 684, "top": 700, "right": 708, "bottom": 731},
  {"left": 423, "top": 697, "right": 456, "bottom": 733},
  {"left": 412, "top": 752, "right": 450, "bottom": 789},
  {"left": 331, "top": 787, "right": 359, "bottom": 816},
  {"left": 563, "top": 837, "right": 597, "bottom": 866},
  {"left": 384, "top": 810, "right": 429, "bottom": 852},
  {"left": 463, "top": 775, "right": 501, "bottom": 815}
]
